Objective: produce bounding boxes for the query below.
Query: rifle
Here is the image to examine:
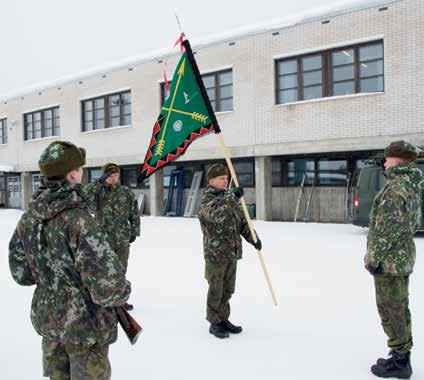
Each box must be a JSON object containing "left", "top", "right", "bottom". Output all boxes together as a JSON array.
[{"left": 115, "top": 306, "right": 143, "bottom": 345}]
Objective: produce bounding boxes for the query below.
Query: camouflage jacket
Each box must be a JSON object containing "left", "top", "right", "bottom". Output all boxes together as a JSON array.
[
  {"left": 84, "top": 182, "right": 140, "bottom": 250},
  {"left": 365, "top": 163, "right": 423, "bottom": 276},
  {"left": 9, "top": 180, "right": 131, "bottom": 346},
  {"left": 198, "top": 185, "right": 255, "bottom": 263}
]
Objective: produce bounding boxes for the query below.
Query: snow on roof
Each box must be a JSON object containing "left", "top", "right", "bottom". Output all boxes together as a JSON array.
[
  {"left": 0, "top": 164, "right": 15, "bottom": 172},
  {"left": 0, "top": 0, "right": 401, "bottom": 103}
]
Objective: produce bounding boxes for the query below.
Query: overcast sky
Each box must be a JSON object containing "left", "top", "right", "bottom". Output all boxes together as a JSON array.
[{"left": 0, "top": 0, "right": 380, "bottom": 97}]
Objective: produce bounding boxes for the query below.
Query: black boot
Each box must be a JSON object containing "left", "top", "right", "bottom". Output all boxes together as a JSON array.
[
  {"left": 209, "top": 322, "right": 229, "bottom": 339},
  {"left": 220, "top": 320, "right": 242, "bottom": 334},
  {"left": 371, "top": 351, "right": 412, "bottom": 379},
  {"left": 376, "top": 350, "right": 394, "bottom": 366},
  {"left": 124, "top": 303, "right": 134, "bottom": 311}
]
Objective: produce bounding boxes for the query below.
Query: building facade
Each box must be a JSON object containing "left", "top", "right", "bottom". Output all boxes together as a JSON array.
[{"left": 0, "top": 0, "right": 423, "bottom": 222}]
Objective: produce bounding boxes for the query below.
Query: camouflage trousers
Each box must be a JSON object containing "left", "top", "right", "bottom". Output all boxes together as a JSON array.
[
  {"left": 374, "top": 275, "right": 413, "bottom": 354},
  {"left": 205, "top": 259, "right": 237, "bottom": 323},
  {"left": 42, "top": 338, "right": 111, "bottom": 380}
]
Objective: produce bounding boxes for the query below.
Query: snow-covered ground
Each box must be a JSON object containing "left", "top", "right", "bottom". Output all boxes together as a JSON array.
[{"left": 1, "top": 209, "right": 423, "bottom": 380}]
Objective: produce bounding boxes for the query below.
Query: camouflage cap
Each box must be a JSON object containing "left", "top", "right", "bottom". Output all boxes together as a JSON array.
[
  {"left": 207, "top": 164, "right": 229, "bottom": 182},
  {"left": 101, "top": 162, "right": 120, "bottom": 175},
  {"left": 384, "top": 140, "right": 418, "bottom": 161},
  {"left": 39, "top": 141, "right": 86, "bottom": 178}
]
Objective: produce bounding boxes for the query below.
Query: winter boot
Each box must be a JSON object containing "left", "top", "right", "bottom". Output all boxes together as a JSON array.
[
  {"left": 371, "top": 351, "right": 412, "bottom": 379},
  {"left": 209, "top": 322, "right": 229, "bottom": 339},
  {"left": 220, "top": 320, "right": 242, "bottom": 334},
  {"left": 124, "top": 303, "right": 134, "bottom": 311},
  {"left": 376, "top": 350, "right": 394, "bottom": 366}
]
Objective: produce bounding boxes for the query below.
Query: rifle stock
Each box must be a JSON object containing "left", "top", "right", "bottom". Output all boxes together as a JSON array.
[{"left": 115, "top": 306, "right": 143, "bottom": 345}]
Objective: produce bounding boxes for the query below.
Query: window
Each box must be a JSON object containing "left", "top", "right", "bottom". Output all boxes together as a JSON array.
[
  {"left": 88, "top": 169, "right": 102, "bottom": 182},
  {"left": 288, "top": 159, "right": 315, "bottom": 186},
  {"left": 24, "top": 107, "right": 60, "bottom": 141},
  {"left": 160, "top": 69, "right": 233, "bottom": 112},
  {"left": 276, "top": 40, "right": 384, "bottom": 104},
  {"left": 0, "top": 175, "right": 5, "bottom": 191},
  {"left": 272, "top": 157, "right": 352, "bottom": 186},
  {"left": 121, "top": 167, "right": 138, "bottom": 189},
  {"left": 82, "top": 91, "right": 131, "bottom": 131},
  {"left": 203, "top": 70, "right": 233, "bottom": 112},
  {"left": 232, "top": 159, "right": 254, "bottom": 187},
  {"left": 0, "top": 118, "right": 7, "bottom": 144},
  {"left": 272, "top": 159, "right": 283, "bottom": 186},
  {"left": 317, "top": 159, "right": 347, "bottom": 185},
  {"left": 32, "top": 173, "right": 43, "bottom": 193}
]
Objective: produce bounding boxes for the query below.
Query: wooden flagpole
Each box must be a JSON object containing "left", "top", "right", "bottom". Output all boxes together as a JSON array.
[{"left": 182, "top": 38, "right": 278, "bottom": 306}]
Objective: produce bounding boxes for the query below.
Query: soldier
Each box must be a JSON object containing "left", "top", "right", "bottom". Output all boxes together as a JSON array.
[
  {"left": 364, "top": 141, "right": 423, "bottom": 379},
  {"left": 85, "top": 162, "right": 140, "bottom": 311},
  {"left": 9, "top": 141, "right": 131, "bottom": 380},
  {"left": 198, "top": 164, "right": 262, "bottom": 339}
]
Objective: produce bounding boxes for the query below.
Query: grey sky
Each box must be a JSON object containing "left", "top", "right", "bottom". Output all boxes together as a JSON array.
[{"left": 0, "top": 0, "right": 375, "bottom": 96}]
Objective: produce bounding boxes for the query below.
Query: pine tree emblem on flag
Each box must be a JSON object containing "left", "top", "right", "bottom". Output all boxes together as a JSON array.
[{"left": 140, "top": 50, "right": 216, "bottom": 179}]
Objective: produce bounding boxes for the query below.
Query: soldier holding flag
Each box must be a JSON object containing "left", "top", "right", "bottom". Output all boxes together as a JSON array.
[{"left": 198, "top": 164, "right": 262, "bottom": 338}]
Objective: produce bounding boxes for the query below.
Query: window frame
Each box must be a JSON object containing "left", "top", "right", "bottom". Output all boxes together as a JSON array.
[
  {"left": 272, "top": 156, "right": 352, "bottom": 187},
  {"left": 275, "top": 40, "right": 384, "bottom": 104},
  {"left": 121, "top": 166, "right": 139, "bottom": 189},
  {"left": 0, "top": 118, "right": 7, "bottom": 144},
  {"left": 81, "top": 90, "right": 132, "bottom": 132},
  {"left": 24, "top": 106, "right": 60, "bottom": 141},
  {"left": 32, "top": 173, "right": 43, "bottom": 193},
  {"left": 88, "top": 168, "right": 102, "bottom": 183},
  {"left": 160, "top": 69, "right": 233, "bottom": 112}
]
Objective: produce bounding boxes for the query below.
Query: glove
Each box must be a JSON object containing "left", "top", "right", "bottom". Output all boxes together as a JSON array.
[
  {"left": 98, "top": 171, "right": 112, "bottom": 184},
  {"left": 232, "top": 186, "right": 244, "bottom": 199},
  {"left": 365, "top": 263, "right": 381, "bottom": 276},
  {"left": 253, "top": 237, "right": 262, "bottom": 251},
  {"left": 129, "top": 235, "right": 136, "bottom": 244}
]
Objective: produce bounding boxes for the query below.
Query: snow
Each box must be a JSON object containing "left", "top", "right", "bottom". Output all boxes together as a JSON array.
[
  {"left": 1, "top": 209, "right": 423, "bottom": 380},
  {"left": 0, "top": 165, "right": 15, "bottom": 172},
  {"left": 0, "top": 0, "right": 398, "bottom": 102}
]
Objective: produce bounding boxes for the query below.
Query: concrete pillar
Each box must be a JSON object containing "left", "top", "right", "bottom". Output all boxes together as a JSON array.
[
  {"left": 255, "top": 156, "right": 272, "bottom": 221},
  {"left": 21, "top": 172, "right": 32, "bottom": 210},
  {"left": 149, "top": 171, "right": 164, "bottom": 216}
]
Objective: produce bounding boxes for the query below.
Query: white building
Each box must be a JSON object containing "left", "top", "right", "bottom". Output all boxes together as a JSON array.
[{"left": 0, "top": 0, "right": 423, "bottom": 222}]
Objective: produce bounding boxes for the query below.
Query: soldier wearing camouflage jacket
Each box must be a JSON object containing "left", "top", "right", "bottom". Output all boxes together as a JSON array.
[
  {"left": 84, "top": 163, "right": 140, "bottom": 274},
  {"left": 9, "top": 141, "right": 131, "bottom": 380},
  {"left": 364, "top": 141, "right": 423, "bottom": 379},
  {"left": 198, "top": 164, "right": 261, "bottom": 339}
]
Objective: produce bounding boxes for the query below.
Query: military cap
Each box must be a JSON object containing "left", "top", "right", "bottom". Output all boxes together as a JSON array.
[
  {"left": 207, "top": 164, "right": 229, "bottom": 182},
  {"left": 39, "top": 141, "right": 86, "bottom": 178},
  {"left": 101, "top": 162, "right": 120, "bottom": 175},
  {"left": 384, "top": 140, "right": 418, "bottom": 161}
]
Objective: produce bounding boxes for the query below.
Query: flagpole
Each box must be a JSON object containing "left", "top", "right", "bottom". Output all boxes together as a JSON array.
[{"left": 182, "top": 39, "right": 278, "bottom": 306}]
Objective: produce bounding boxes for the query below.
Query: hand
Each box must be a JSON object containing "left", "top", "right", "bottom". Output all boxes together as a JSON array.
[
  {"left": 232, "top": 186, "right": 244, "bottom": 199},
  {"left": 98, "top": 171, "right": 112, "bottom": 184},
  {"left": 129, "top": 235, "right": 136, "bottom": 244},
  {"left": 365, "top": 263, "right": 381, "bottom": 276},
  {"left": 253, "top": 237, "right": 262, "bottom": 251}
]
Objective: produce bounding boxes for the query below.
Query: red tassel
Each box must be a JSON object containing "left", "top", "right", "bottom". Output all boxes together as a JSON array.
[{"left": 173, "top": 32, "right": 186, "bottom": 53}]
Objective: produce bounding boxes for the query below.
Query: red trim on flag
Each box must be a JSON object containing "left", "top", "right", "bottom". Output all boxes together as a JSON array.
[{"left": 139, "top": 122, "right": 214, "bottom": 179}]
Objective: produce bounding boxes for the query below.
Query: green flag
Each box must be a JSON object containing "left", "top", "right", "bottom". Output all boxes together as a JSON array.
[{"left": 140, "top": 48, "right": 217, "bottom": 179}]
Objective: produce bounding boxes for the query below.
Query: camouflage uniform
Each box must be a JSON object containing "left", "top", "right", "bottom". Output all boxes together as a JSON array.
[
  {"left": 198, "top": 185, "right": 255, "bottom": 323},
  {"left": 84, "top": 176, "right": 140, "bottom": 273},
  {"left": 9, "top": 141, "right": 130, "bottom": 380},
  {"left": 365, "top": 142, "right": 423, "bottom": 356}
]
